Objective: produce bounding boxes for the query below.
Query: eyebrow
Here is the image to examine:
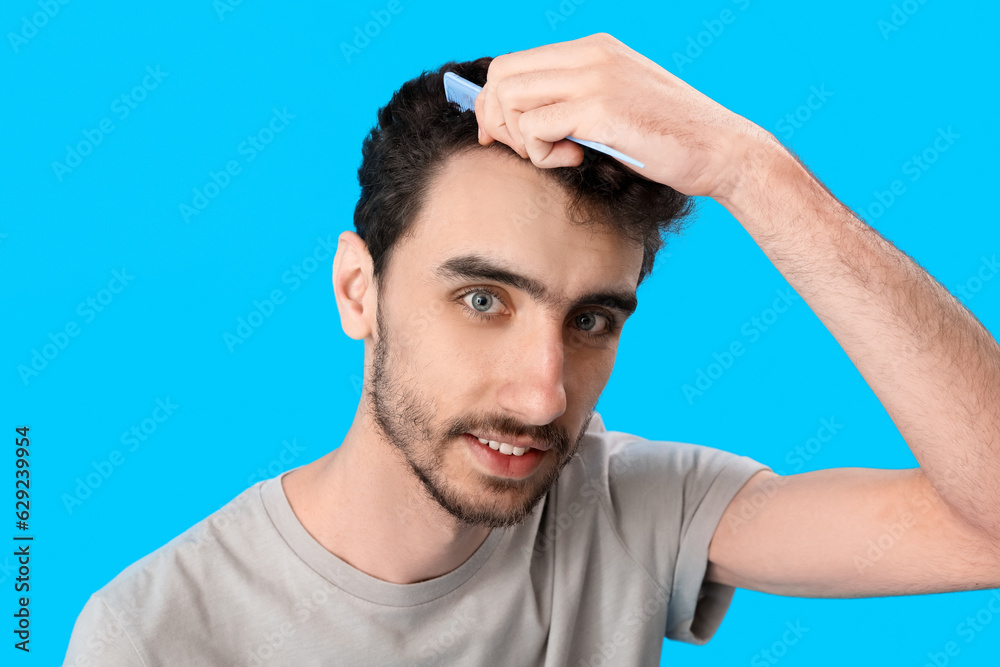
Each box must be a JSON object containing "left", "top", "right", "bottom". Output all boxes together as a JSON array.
[{"left": 434, "top": 253, "right": 638, "bottom": 318}]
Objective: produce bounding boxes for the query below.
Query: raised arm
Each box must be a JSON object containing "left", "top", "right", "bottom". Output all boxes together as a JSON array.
[
  {"left": 704, "top": 134, "right": 1000, "bottom": 596},
  {"left": 473, "top": 32, "right": 1000, "bottom": 596}
]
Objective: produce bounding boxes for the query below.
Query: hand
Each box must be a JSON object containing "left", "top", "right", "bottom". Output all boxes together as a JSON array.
[{"left": 474, "top": 33, "right": 780, "bottom": 201}]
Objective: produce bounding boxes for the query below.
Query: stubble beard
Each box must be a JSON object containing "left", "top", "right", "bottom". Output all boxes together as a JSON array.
[{"left": 365, "top": 297, "right": 593, "bottom": 529}]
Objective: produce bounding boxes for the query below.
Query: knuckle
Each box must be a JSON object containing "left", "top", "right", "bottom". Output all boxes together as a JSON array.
[
  {"left": 590, "top": 33, "right": 616, "bottom": 53},
  {"left": 494, "top": 77, "right": 510, "bottom": 103},
  {"left": 487, "top": 54, "right": 509, "bottom": 78}
]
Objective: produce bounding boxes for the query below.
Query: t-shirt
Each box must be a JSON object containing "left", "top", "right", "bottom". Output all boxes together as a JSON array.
[{"left": 63, "top": 412, "right": 769, "bottom": 666}]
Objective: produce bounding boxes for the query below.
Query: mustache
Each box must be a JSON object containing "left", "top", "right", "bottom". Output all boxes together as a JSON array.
[{"left": 445, "top": 414, "right": 570, "bottom": 453}]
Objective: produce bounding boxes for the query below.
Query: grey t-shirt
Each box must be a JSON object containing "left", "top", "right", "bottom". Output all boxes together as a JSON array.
[{"left": 64, "top": 412, "right": 769, "bottom": 666}]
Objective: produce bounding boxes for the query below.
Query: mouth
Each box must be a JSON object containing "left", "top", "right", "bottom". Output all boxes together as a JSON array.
[
  {"left": 465, "top": 432, "right": 551, "bottom": 456},
  {"left": 464, "top": 433, "right": 548, "bottom": 479}
]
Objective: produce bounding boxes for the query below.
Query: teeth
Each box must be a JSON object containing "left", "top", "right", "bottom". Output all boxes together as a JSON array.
[{"left": 475, "top": 434, "right": 528, "bottom": 457}]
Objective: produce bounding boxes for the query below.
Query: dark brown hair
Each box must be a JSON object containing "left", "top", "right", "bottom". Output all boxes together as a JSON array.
[{"left": 353, "top": 56, "right": 696, "bottom": 291}]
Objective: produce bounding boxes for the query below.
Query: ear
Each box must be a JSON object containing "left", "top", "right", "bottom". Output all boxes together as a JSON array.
[{"left": 332, "top": 231, "right": 377, "bottom": 340}]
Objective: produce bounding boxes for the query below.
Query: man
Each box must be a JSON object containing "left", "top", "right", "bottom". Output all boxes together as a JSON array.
[{"left": 65, "top": 33, "right": 1000, "bottom": 665}]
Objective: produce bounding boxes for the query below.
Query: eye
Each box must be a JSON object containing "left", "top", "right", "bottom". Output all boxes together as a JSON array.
[
  {"left": 468, "top": 291, "right": 497, "bottom": 312},
  {"left": 574, "top": 312, "right": 612, "bottom": 335},
  {"left": 458, "top": 287, "right": 506, "bottom": 318}
]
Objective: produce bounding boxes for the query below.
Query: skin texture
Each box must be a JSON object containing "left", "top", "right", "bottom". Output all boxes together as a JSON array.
[{"left": 283, "top": 148, "right": 643, "bottom": 584}]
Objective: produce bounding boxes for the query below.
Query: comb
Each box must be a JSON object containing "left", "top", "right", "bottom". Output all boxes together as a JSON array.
[{"left": 443, "top": 71, "right": 645, "bottom": 169}]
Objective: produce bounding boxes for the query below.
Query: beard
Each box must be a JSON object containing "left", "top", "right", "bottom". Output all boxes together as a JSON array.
[{"left": 365, "top": 295, "right": 594, "bottom": 529}]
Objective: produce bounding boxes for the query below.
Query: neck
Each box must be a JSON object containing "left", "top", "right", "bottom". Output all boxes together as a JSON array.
[{"left": 282, "top": 399, "right": 492, "bottom": 585}]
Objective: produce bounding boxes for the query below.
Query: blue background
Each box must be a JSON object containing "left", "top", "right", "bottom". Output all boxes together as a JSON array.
[{"left": 2, "top": 0, "right": 998, "bottom": 664}]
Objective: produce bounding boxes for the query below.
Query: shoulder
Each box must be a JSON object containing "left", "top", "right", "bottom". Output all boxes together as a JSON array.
[
  {"left": 66, "top": 481, "right": 274, "bottom": 664},
  {"left": 567, "top": 411, "right": 770, "bottom": 559},
  {"left": 572, "top": 411, "right": 767, "bottom": 499},
  {"left": 92, "top": 480, "right": 270, "bottom": 624}
]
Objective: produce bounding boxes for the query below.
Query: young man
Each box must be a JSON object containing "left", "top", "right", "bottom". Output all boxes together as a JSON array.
[{"left": 65, "top": 33, "right": 1000, "bottom": 665}]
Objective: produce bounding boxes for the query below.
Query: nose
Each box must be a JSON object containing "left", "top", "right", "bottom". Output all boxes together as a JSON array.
[{"left": 496, "top": 321, "right": 568, "bottom": 426}]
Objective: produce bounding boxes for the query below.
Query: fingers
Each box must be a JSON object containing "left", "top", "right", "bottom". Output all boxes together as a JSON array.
[
  {"left": 517, "top": 101, "right": 587, "bottom": 168},
  {"left": 474, "top": 85, "right": 494, "bottom": 147},
  {"left": 473, "top": 34, "right": 617, "bottom": 164},
  {"left": 497, "top": 69, "right": 596, "bottom": 157},
  {"left": 485, "top": 33, "right": 610, "bottom": 84},
  {"left": 482, "top": 80, "right": 520, "bottom": 153},
  {"left": 475, "top": 69, "right": 601, "bottom": 161}
]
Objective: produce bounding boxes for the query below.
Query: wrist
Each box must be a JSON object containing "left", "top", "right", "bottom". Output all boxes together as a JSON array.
[{"left": 711, "top": 130, "right": 791, "bottom": 213}]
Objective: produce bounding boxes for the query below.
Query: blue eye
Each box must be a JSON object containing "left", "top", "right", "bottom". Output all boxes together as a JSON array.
[
  {"left": 576, "top": 312, "right": 609, "bottom": 334},
  {"left": 469, "top": 291, "right": 494, "bottom": 312},
  {"left": 459, "top": 288, "right": 503, "bottom": 316}
]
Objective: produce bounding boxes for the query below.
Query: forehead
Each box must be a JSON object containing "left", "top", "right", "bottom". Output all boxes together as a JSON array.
[{"left": 393, "top": 149, "right": 644, "bottom": 293}]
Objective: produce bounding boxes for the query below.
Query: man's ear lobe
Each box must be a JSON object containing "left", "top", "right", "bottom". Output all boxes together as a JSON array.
[{"left": 332, "top": 231, "right": 376, "bottom": 340}]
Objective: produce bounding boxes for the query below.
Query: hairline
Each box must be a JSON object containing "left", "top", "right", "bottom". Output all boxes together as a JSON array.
[{"left": 372, "top": 144, "right": 648, "bottom": 295}]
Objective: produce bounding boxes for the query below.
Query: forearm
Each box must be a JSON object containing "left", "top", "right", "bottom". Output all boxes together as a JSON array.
[{"left": 715, "top": 137, "right": 1000, "bottom": 536}]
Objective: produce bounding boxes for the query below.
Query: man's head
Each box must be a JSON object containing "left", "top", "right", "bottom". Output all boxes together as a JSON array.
[
  {"left": 334, "top": 56, "right": 694, "bottom": 529},
  {"left": 354, "top": 56, "right": 694, "bottom": 296}
]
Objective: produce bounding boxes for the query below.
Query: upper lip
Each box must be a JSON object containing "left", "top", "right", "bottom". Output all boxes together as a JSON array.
[{"left": 467, "top": 432, "right": 551, "bottom": 452}]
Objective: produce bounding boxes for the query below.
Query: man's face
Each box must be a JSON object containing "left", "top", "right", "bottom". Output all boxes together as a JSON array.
[{"left": 365, "top": 149, "right": 644, "bottom": 529}]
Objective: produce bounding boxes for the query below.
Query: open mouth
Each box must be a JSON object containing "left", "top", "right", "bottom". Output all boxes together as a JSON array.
[
  {"left": 469, "top": 434, "right": 530, "bottom": 457},
  {"left": 464, "top": 433, "right": 546, "bottom": 479}
]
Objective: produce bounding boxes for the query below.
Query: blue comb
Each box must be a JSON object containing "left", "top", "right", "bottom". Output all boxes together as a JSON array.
[{"left": 443, "top": 71, "right": 645, "bottom": 169}]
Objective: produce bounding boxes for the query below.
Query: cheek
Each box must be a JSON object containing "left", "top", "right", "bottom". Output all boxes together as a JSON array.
[
  {"left": 423, "top": 304, "right": 502, "bottom": 358},
  {"left": 387, "top": 297, "right": 456, "bottom": 362},
  {"left": 403, "top": 317, "right": 489, "bottom": 395},
  {"left": 565, "top": 347, "right": 618, "bottom": 396}
]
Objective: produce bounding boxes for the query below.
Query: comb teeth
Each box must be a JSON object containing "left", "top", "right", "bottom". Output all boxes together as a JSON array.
[{"left": 443, "top": 71, "right": 482, "bottom": 112}]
